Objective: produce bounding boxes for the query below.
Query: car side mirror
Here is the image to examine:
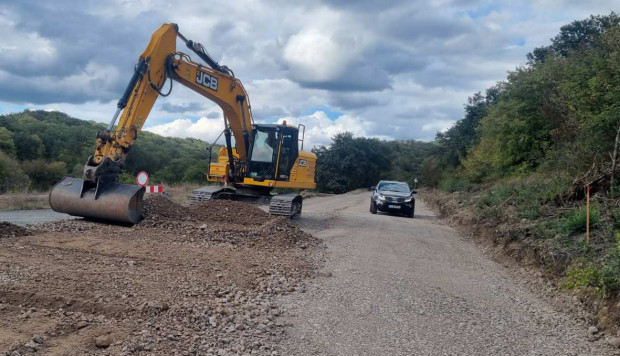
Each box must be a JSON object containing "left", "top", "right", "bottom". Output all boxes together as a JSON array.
[
  {"left": 370, "top": 186, "right": 376, "bottom": 191},
  {"left": 411, "top": 190, "right": 417, "bottom": 194}
]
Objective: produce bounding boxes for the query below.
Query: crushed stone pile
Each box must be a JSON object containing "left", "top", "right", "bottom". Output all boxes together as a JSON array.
[
  {"left": 33, "top": 195, "right": 319, "bottom": 250},
  {"left": 140, "top": 195, "right": 270, "bottom": 227},
  {"left": 189, "top": 199, "right": 271, "bottom": 226},
  {"left": 142, "top": 195, "right": 190, "bottom": 221},
  {"left": 0, "top": 221, "right": 30, "bottom": 238},
  {"left": 2, "top": 194, "right": 323, "bottom": 355}
]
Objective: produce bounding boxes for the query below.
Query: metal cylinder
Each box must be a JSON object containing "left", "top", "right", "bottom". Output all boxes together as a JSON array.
[{"left": 49, "top": 177, "right": 145, "bottom": 224}]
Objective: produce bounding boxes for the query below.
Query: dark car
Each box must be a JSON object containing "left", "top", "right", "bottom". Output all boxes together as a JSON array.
[{"left": 369, "top": 180, "right": 415, "bottom": 218}]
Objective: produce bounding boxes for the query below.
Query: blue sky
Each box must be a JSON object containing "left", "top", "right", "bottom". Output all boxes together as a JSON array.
[{"left": 0, "top": 0, "right": 618, "bottom": 147}]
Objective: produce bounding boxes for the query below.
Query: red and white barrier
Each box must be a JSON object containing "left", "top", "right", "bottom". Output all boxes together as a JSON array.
[{"left": 145, "top": 185, "right": 163, "bottom": 194}]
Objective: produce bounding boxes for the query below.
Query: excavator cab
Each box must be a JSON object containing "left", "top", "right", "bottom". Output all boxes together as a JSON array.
[{"left": 247, "top": 124, "right": 298, "bottom": 182}]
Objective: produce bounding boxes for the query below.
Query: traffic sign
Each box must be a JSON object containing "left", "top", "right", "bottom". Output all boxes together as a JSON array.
[{"left": 136, "top": 171, "right": 149, "bottom": 187}]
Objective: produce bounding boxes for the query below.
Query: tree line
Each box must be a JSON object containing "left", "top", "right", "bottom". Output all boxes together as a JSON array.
[
  {"left": 0, "top": 110, "right": 213, "bottom": 192},
  {"left": 312, "top": 132, "right": 433, "bottom": 193}
]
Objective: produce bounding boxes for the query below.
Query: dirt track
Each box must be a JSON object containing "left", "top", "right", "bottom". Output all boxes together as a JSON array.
[{"left": 0, "top": 192, "right": 617, "bottom": 355}]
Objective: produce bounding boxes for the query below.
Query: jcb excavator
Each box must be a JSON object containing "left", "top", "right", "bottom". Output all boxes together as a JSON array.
[{"left": 49, "top": 23, "right": 316, "bottom": 224}]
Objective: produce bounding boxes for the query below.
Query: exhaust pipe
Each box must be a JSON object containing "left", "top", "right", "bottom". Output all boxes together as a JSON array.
[{"left": 49, "top": 177, "right": 145, "bottom": 224}]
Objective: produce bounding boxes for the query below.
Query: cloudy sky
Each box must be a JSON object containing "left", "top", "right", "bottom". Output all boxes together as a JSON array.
[{"left": 0, "top": 0, "right": 617, "bottom": 148}]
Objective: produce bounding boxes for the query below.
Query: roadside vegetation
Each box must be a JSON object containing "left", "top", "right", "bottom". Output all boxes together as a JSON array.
[{"left": 421, "top": 13, "right": 620, "bottom": 327}]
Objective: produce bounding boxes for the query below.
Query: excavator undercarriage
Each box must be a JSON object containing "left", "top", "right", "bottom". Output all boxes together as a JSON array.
[{"left": 189, "top": 186, "right": 303, "bottom": 218}]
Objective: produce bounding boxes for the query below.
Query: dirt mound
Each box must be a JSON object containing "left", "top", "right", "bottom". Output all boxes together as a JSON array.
[
  {"left": 189, "top": 199, "right": 271, "bottom": 226},
  {"left": 138, "top": 196, "right": 318, "bottom": 249},
  {"left": 33, "top": 196, "right": 318, "bottom": 251},
  {"left": 141, "top": 195, "right": 270, "bottom": 227},
  {"left": 0, "top": 221, "right": 30, "bottom": 238},
  {"left": 142, "top": 195, "right": 190, "bottom": 221}
]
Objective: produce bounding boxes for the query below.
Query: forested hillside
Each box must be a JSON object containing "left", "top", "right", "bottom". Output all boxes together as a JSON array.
[
  {"left": 0, "top": 110, "right": 212, "bottom": 191},
  {"left": 422, "top": 13, "right": 620, "bottom": 317}
]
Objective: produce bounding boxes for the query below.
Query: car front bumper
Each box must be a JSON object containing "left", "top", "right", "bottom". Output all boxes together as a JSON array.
[{"left": 376, "top": 200, "right": 414, "bottom": 214}]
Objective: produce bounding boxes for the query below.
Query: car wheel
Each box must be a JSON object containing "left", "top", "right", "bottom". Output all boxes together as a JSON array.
[
  {"left": 408, "top": 204, "right": 415, "bottom": 218},
  {"left": 370, "top": 200, "right": 377, "bottom": 214}
]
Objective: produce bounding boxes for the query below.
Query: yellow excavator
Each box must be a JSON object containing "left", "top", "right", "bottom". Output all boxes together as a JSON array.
[{"left": 49, "top": 23, "right": 316, "bottom": 224}]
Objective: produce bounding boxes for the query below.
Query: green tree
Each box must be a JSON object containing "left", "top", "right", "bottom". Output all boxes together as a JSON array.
[
  {"left": 0, "top": 152, "right": 29, "bottom": 192},
  {"left": 21, "top": 160, "right": 66, "bottom": 191},
  {"left": 14, "top": 132, "right": 45, "bottom": 161},
  {"left": 0, "top": 127, "right": 16, "bottom": 157}
]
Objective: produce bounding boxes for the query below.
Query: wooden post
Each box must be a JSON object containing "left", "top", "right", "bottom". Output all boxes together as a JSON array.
[
  {"left": 611, "top": 124, "right": 620, "bottom": 196},
  {"left": 586, "top": 185, "right": 590, "bottom": 245}
]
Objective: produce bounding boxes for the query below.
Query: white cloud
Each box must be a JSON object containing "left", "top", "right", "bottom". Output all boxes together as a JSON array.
[
  {"left": 145, "top": 115, "right": 225, "bottom": 143},
  {"left": 422, "top": 120, "right": 454, "bottom": 133},
  {"left": 276, "top": 111, "right": 382, "bottom": 148}
]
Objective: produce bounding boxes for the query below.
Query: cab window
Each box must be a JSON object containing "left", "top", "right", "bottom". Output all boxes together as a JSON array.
[{"left": 248, "top": 128, "right": 278, "bottom": 180}]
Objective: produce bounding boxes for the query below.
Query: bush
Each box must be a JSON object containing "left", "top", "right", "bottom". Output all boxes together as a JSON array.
[
  {"left": 20, "top": 159, "right": 66, "bottom": 191},
  {"left": 563, "top": 207, "right": 600, "bottom": 235},
  {"left": 438, "top": 176, "right": 476, "bottom": 193},
  {"left": 0, "top": 152, "right": 29, "bottom": 192},
  {"left": 598, "top": 250, "right": 620, "bottom": 297},
  {"left": 119, "top": 171, "right": 137, "bottom": 184},
  {"left": 564, "top": 263, "right": 599, "bottom": 290},
  {"left": 476, "top": 184, "right": 513, "bottom": 208},
  {"left": 565, "top": 234, "right": 620, "bottom": 297},
  {"left": 182, "top": 161, "right": 208, "bottom": 183}
]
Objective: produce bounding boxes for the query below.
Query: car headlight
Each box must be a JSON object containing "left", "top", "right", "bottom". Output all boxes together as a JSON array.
[
  {"left": 377, "top": 194, "right": 386, "bottom": 201},
  {"left": 404, "top": 197, "right": 413, "bottom": 202}
]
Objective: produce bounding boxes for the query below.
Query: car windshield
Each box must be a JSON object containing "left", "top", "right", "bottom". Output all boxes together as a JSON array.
[{"left": 378, "top": 182, "right": 409, "bottom": 193}]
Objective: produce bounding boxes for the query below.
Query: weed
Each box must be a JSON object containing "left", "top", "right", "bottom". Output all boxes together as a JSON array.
[
  {"left": 564, "top": 263, "right": 598, "bottom": 290},
  {"left": 564, "top": 234, "right": 620, "bottom": 297},
  {"left": 477, "top": 185, "right": 514, "bottom": 208},
  {"left": 438, "top": 176, "right": 476, "bottom": 193},
  {"left": 563, "top": 207, "right": 600, "bottom": 235}
]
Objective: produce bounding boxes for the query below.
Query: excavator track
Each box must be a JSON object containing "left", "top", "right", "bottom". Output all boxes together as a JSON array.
[
  {"left": 189, "top": 186, "right": 233, "bottom": 205},
  {"left": 190, "top": 186, "right": 302, "bottom": 218},
  {"left": 269, "top": 194, "right": 302, "bottom": 218}
]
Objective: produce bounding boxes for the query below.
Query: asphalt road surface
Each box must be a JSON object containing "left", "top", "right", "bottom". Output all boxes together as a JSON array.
[
  {"left": 0, "top": 209, "right": 72, "bottom": 225},
  {"left": 281, "top": 190, "right": 612, "bottom": 356}
]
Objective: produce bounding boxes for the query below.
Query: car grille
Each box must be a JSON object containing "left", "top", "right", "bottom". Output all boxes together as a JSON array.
[{"left": 385, "top": 196, "right": 405, "bottom": 203}]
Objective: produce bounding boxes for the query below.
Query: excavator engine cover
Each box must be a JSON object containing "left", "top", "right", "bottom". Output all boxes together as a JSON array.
[{"left": 49, "top": 177, "right": 145, "bottom": 224}]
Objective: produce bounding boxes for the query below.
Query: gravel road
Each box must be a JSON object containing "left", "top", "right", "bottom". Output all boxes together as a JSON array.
[{"left": 282, "top": 190, "right": 614, "bottom": 356}]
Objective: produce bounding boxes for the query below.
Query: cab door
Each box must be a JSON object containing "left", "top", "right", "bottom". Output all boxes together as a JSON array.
[
  {"left": 275, "top": 127, "right": 298, "bottom": 181},
  {"left": 247, "top": 127, "right": 278, "bottom": 181}
]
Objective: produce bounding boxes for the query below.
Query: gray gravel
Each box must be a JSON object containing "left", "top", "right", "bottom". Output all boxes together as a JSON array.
[{"left": 281, "top": 190, "right": 615, "bottom": 356}]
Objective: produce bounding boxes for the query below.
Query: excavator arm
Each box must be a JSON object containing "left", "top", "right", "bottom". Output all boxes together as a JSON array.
[
  {"left": 85, "top": 23, "right": 253, "bottom": 183},
  {"left": 49, "top": 23, "right": 255, "bottom": 223}
]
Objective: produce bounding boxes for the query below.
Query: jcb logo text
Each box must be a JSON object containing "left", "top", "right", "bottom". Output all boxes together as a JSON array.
[{"left": 196, "top": 71, "right": 218, "bottom": 91}]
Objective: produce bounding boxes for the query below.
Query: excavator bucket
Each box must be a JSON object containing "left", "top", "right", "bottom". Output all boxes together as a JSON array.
[{"left": 49, "top": 177, "right": 145, "bottom": 224}]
